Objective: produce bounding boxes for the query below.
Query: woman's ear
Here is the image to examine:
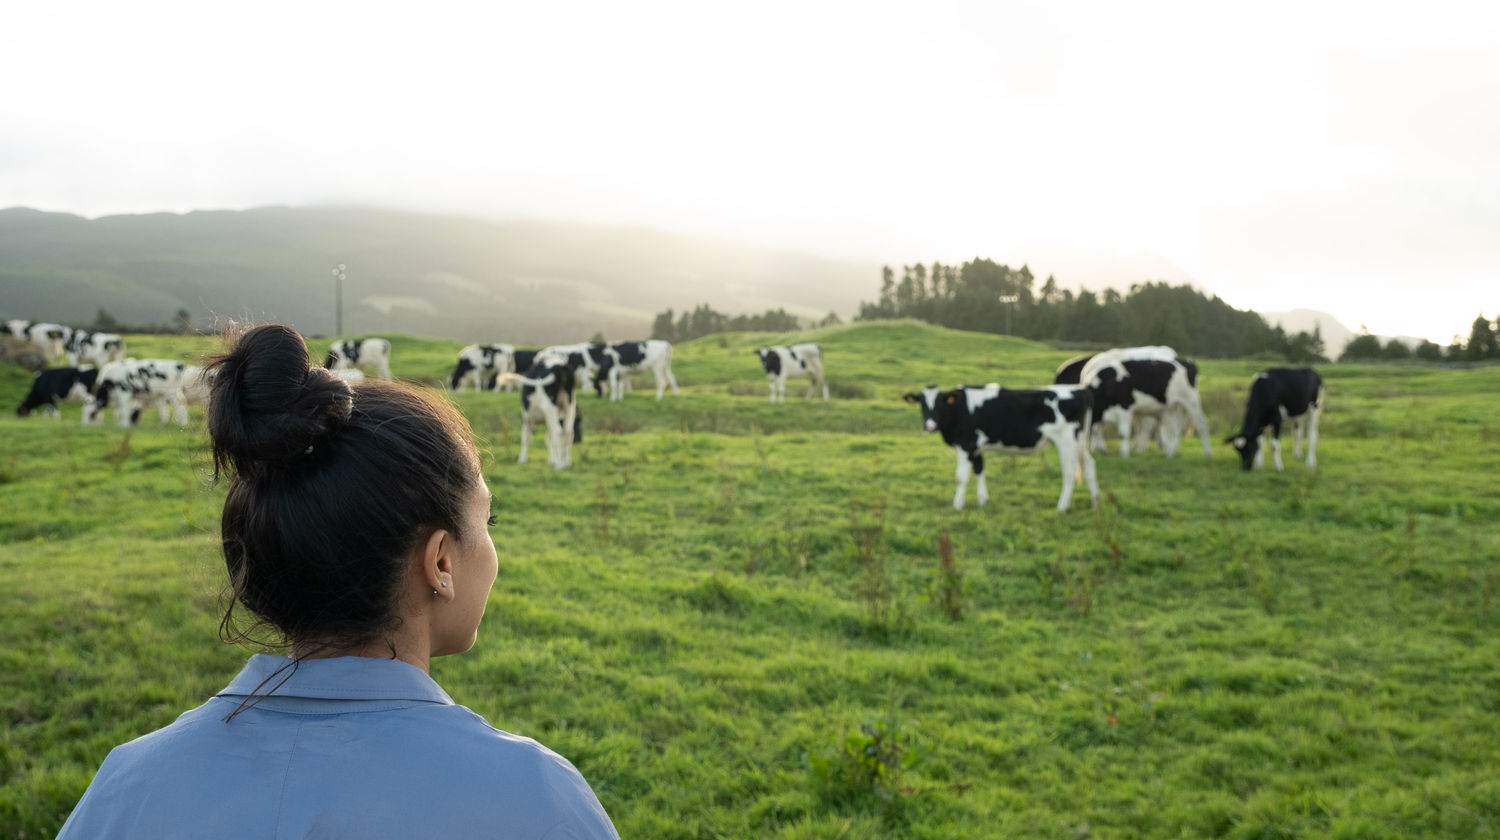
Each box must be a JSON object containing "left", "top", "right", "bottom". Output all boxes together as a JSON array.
[{"left": 418, "top": 528, "right": 454, "bottom": 599}]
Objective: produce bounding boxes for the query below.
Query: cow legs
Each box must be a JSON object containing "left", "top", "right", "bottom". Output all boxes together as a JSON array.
[
  {"left": 1254, "top": 434, "right": 1266, "bottom": 469},
  {"left": 1270, "top": 433, "right": 1285, "bottom": 471},
  {"left": 1116, "top": 411, "right": 1134, "bottom": 458},
  {"left": 517, "top": 415, "right": 532, "bottom": 464},
  {"left": 952, "top": 447, "right": 973, "bottom": 510},
  {"left": 1055, "top": 436, "right": 1078, "bottom": 512},
  {"left": 1179, "top": 393, "right": 1213, "bottom": 458},
  {"left": 663, "top": 363, "right": 680, "bottom": 397},
  {"left": 1306, "top": 402, "right": 1321, "bottom": 468}
]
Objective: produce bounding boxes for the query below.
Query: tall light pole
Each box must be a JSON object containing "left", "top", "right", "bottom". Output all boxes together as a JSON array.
[
  {"left": 332, "top": 264, "right": 346, "bottom": 336},
  {"left": 998, "top": 294, "right": 1019, "bottom": 335}
]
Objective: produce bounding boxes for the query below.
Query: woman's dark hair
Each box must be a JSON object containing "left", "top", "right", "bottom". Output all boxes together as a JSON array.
[{"left": 206, "top": 324, "right": 479, "bottom": 651}]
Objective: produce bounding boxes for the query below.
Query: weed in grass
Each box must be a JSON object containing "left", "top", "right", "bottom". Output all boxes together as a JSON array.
[
  {"left": 809, "top": 688, "right": 921, "bottom": 807},
  {"left": 591, "top": 476, "right": 615, "bottom": 545},
  {"left": 849, "top": 496, "right": 900, "bottom": 636},
  {"left": 926, "top": 530, "right": 967, "bottom": 621},
  {"left": 1094, "top": 491, "right": 1124, "bottom": 571},
  {"left": 103, "top": 432, "right": 132, "bottom": 473}
]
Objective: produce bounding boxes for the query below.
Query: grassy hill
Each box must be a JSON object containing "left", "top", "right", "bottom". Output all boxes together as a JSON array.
[
  {"left": 0, "top": 206, "right": 877, "bottom": 345},
  {"left": 2, "top": 322, "right": 1498, "bottom": 837}
]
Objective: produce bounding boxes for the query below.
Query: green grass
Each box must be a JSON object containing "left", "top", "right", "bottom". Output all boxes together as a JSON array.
[{"left": 3, "top": 322, "right": 1499, "bottom": 838}]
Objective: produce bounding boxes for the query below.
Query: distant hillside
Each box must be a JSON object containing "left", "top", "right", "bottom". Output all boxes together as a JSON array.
[
  {"left": 1262, "top": 309, "right": 1357, "bottom": 357},
  {"left": 0, "top": 206, "right": 881, "bottom": 344}
]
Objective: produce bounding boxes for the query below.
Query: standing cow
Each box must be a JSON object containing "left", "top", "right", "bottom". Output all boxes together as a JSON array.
[
  {"left": 65, "top": 331, "right": 126, "bottom": 367},
  {"left": 83, "top": 359, "right": 191, "bottom": 427},
  {"left": 17, "top": 367, "right": 101, "bottom": 417},
  {"left": 904, "top": 383, "right": 1099, "bottom": 512},
  {"left": 756, "top": 343, "right": 828, "bottom": 403},
  {"left": 1227, "top": 367, "right": 1324, "bottom": 471},
  {"left": 449, "top": 343, "right": 515, "bottom": 391},
  {"left": 592, "top": 340, "right": 680, "bottom": 401},
  {"left": 1079, "top": 346, "right": 1212, "bottom": 458},
  {"left": 325, "top": 338, "right": 392, "bottom": 380},
  {"left": 497, "top": 350, "right": 588, "bottom": 470}
]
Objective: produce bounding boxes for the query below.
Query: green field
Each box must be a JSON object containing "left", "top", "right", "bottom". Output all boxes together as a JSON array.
[{"left": 2, "top": 322, "right": 1498, "bottom": 838}]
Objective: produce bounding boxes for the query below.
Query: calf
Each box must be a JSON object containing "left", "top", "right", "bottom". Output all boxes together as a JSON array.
[
  {"left": 756, "top": 343, "right": 828, "bottom": 403},
  {"left": 449, "top": 343, "right": 515, "bottom": 391},
  {"left": 904, "top": 384, "right": 1099, "bottom": 512},
  {"left": 65, "top": 330, "right": 126, "bottom": 367},
  {"left": 17, "top": 367, "right": 100, "bottom": 417},
  {"left": 497, "top": 351, "right": 587, "bottom": 470},
  {"left": 1227, "top": 368, "right": 1324, "bottom": 471},
  {"left": 593, "top": 340, "right": 680, "bottom": 401},
  {"left": 1080, "top": 346, "right": 1212, "bottom": 458},
  {"left": 325, "top": 337, "right": 392, "bottom": 380},
  {"left": 83, "top": 359, "right": 190, "bottom": 427}
]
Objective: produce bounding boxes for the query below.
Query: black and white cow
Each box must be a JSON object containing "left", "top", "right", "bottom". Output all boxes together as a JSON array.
[
  {"left": 497, "top": 351, "right": 588, "bottom": 470},
  {"left": 1053, "top": 354, "right": 1093, "bottom": 385},
  {"left": 449, "top": 343, "right": 515, "bottom": 391},
  {"left": 1079, "top": 346, "right": 1212, "bottom": 458},
  {"left": 65, "top": 330, "right": 126, "bottom": 367},
  {"left": 83, "top": 359, "right": 191, "bottom": 427},
  {"left": 904, "top": 384, "right": 1099, "bottom": 512},
  {"left": 756, "top": 343, "right": 828, "bottom": 403},
  {"left": 486, "top": 349, "right": 539, "bottom": 392},
  {"left": 1227, "top": 367, "right": 1324, "bottom": 471},
  {"left": 325, "top": 337, "right": 392, "bottom": 380},
  {"left": 8, "top": 321, "right": 71, "bottom": 362},
  {"left": 16, "top": 367, "right": 100, "bottom": 417},
  {"left": 592, "top": 340, "right": 679, "bottom": 401}
]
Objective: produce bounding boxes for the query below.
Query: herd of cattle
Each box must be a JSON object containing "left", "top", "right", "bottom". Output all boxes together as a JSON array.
[{"left": 7, "top": 320, "right": 1325, "bottom": 511}]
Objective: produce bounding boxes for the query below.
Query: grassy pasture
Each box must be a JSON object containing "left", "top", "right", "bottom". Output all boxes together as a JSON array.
[{"left": 2, "top": 322, "right": 1498, "bottom": 838}]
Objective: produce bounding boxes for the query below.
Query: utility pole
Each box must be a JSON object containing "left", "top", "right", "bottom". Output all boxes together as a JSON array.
[
  {"left": 998, "top": 294, "right": 1019, "bottom": 335},
  {"left": 332, "top": 264, "right": 346, "bottom": 336}
]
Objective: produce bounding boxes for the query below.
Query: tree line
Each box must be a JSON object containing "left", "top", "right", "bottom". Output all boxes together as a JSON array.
[
  {"left": 651, "top": 304, "right": 841, "bottom": 343},
  {"left": 1337, "top": 315, "right": 1499, "bottom": 363},
  {"left": 854, "top": 259, "right": 1326, "bottom": 361}
]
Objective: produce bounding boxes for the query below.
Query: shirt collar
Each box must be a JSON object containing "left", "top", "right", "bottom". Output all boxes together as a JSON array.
[{"left": 218, "top": 654, "right": 454, "bottom": 705}]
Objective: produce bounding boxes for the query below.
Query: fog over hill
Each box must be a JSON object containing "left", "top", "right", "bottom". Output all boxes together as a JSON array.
[{"left": 0, "top": 206, "right": 882, "bottom": 343}]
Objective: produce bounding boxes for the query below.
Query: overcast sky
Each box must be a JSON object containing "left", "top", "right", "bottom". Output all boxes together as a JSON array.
[{"left": 3, "top": 1, "right": 1496, "bottom": 342}]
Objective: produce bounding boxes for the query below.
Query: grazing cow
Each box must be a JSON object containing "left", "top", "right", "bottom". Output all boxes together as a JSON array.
[
  {"left": 16, "top": 367, "right": 100, "bottom": 417},
  {"left": 486, "top": 349, "right": 538, "bottom": 392},
  {"left": 83, "top": 359, "right": 191, "bottom": 427},
  {"left": 1053, "top": 354, "right": 1093, "bottom": 385},
  {"left": 592, "top": 340, "right": 680, "bottom": 401},
  {"left": 10, "top": 321, "right": 71, "bottom": 361},
  {"left": 1079, "top": 346, "right": 1212, "bottom": 458},
  {"left": 756, "top": 343, "right": 828, "bottom": 403},
  {"left": 449, "top": 343, "right": 515, "bottom": 391},
  {"left": 1227, "top": 367, "right": 1324, "bottom": 471},
  {"left": 904, "top": 384, "right": 1099, "bottom": 512},
  {"left": 497, "top": 351, "right": 587, "bottom": 470},
  {"left": 1056, "top": 352, "right": 1168, "bottom": 454},
  {"left": 325, "top": 338, "right": 392, "bottom": 380},
  {"left": 65, "top": 330, "right": 126, "bottom": 367}
]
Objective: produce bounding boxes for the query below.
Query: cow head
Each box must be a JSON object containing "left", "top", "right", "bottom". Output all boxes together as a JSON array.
[
  {"left": 756, "top": 347, "right": 780, "bottom": 376},
  {"left": 903, "top": 385, "right": 944, "bottom": 433},
  {"left": 1226, "top": 433, "right": 1257, "bottom": 470}
]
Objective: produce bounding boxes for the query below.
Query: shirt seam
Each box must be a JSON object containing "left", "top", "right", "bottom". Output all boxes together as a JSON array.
[{"left": 273, "top": 719, "right": 305, "bottom": 840}]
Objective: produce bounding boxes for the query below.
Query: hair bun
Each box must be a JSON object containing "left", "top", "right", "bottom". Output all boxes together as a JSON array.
[{"left": 207, "top": 325, "right": 355, "bottom": 476}]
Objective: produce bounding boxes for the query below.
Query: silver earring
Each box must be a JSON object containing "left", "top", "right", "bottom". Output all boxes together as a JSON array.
[{"left": 441, "top": 582, "right": 448, "bottom": 588}]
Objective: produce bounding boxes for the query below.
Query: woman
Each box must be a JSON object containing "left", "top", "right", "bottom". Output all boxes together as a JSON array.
[{"left": 58, "top": 324, "right": 618, "bottom": 839}]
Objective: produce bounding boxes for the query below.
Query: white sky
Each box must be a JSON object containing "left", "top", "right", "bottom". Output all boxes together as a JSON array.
[{"left": 3, "top": 0, "right": 1496, "bottom": 342}]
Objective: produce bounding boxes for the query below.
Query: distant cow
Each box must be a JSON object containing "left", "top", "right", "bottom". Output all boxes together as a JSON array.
[
  {"left": 497, "top": 351, "right": 588, "bottom": 470},
  {"left": 486, "top": 350, "right": 538, "bottom": 392},
  {"left": 1227, "top": 367, "right": 1324, "bottom": 471},
  {"left": 904, "top": 384, "right": 1099, "bottom": 512},
  {"left": 325, "top": 338, "right": 392, "bottom": 380},
  {"left": 17, "top": 367, "right": 100, "bottom": 417},
  {"left": 65, "top": 330, "right": 126, "bottom": 367},
  {"left": 9, "top": 321, "right": 71, "bottom": 362},
  {"left": 1056, "top": 352, "right": 1167, "bottom": 454},
  {"left": 593, "top": 340, "right": 679, "bottom": 401},
  {"left": 756, "top": 343, "right": 828, "bottom": 403},
  {"left": 83, "top": 359, "right": 191, "bottom": 427},
  {"left": 1053, "top": 354, "right": 1093, "bottom": 385},
  {"left": 449, "top": 343, "right": 515, "bottom": 391},
  {"left": 1079, "top": 346, "right": 1212, "bottom": 458}
]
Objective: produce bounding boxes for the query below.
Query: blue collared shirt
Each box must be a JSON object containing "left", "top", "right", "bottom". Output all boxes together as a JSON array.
[{"left": 57, "top": 654, "right": 619, "bottom": 839}]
